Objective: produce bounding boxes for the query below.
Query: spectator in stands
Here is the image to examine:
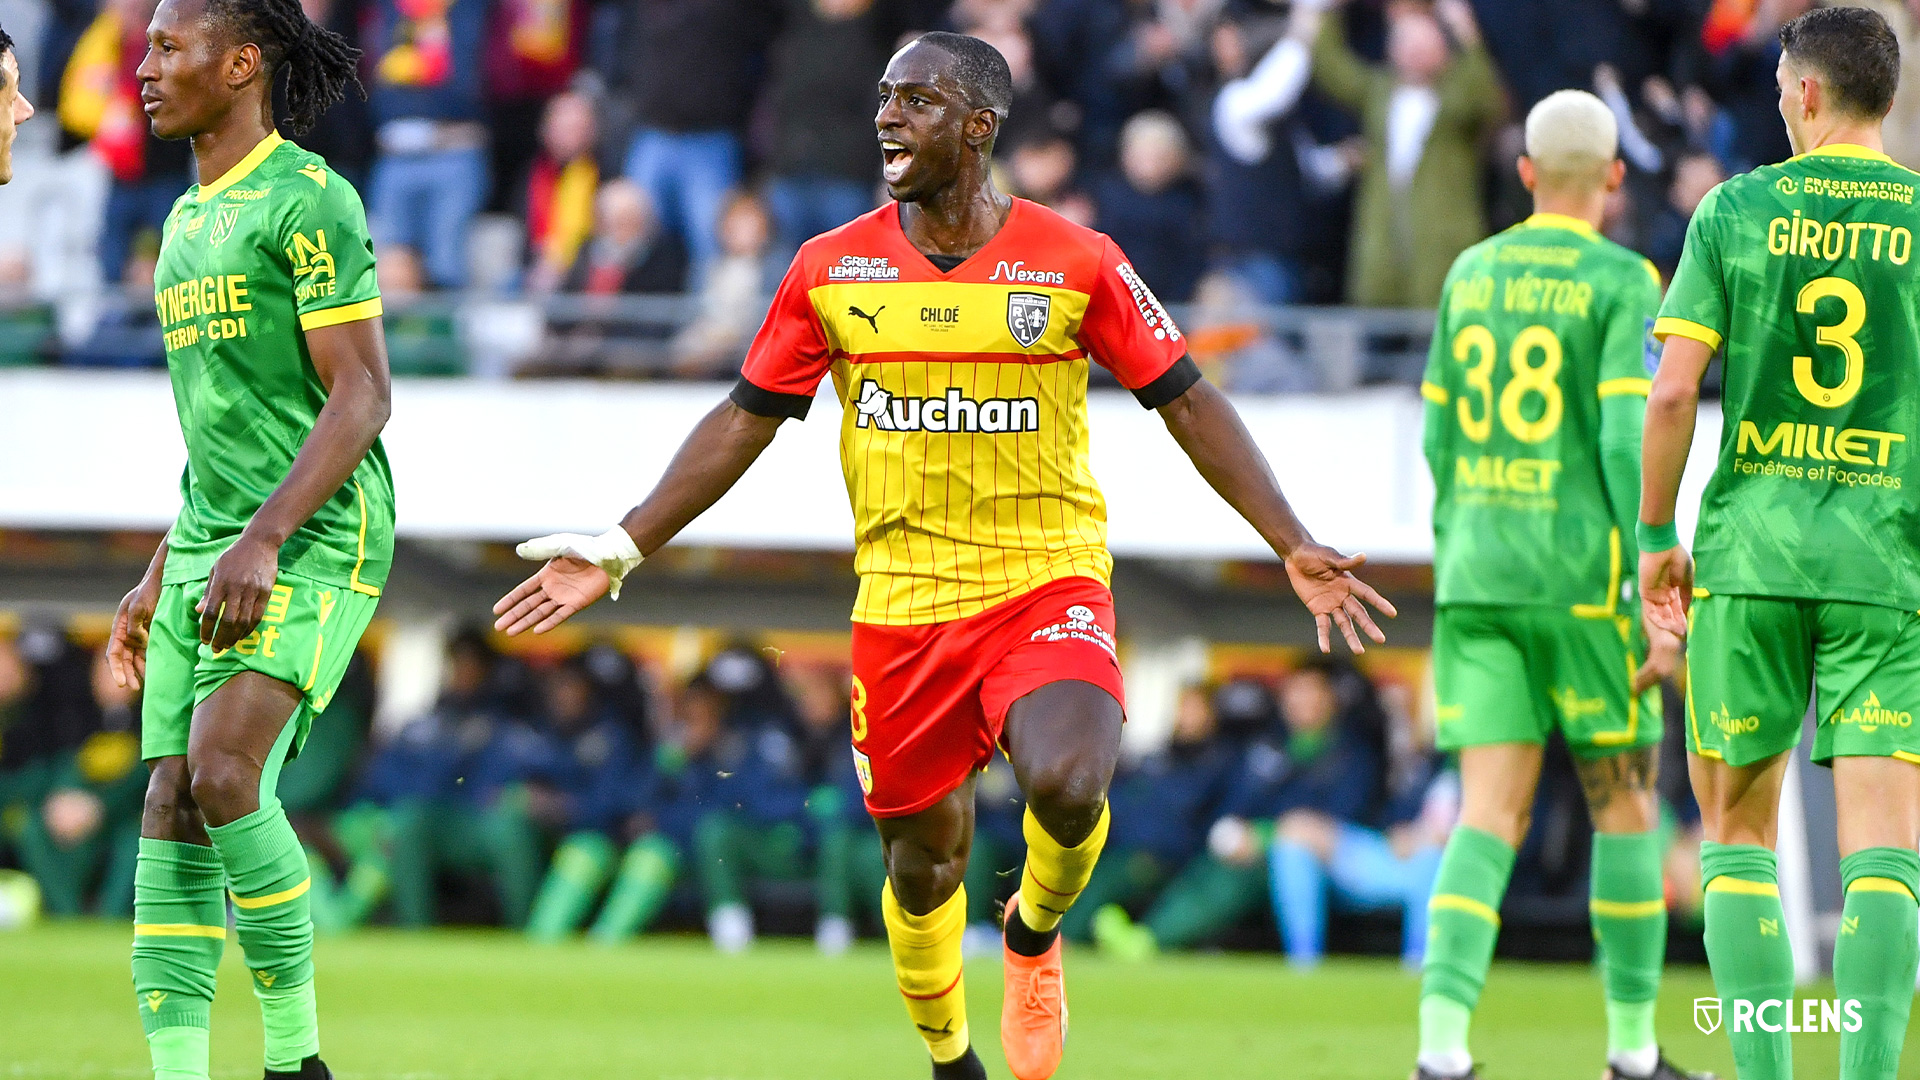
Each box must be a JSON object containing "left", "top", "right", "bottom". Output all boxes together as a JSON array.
[
  {"left": 483, "top": 0, "right": 587, "bottom": 212},
  {"left": 357, "top": 630, "right": 545, "bottom": 928},
  {"left": 15, "top": 650, "right": 143, "bottom": 917},
  {"left": 521, "top": 91, "right": 601, "bottom": 295},
  {"left": 563, "top": 179, "right": 688, "bottom": 296},
  {"left": 608, "top": 0, "right": 776, "bottom": 278},
  {"left": 1312, "top": 0, "right": 1503, "bottom": 306},
  {"left": 1265, "top": 667, "right": 1449, "bottom": 967},
  {"left": 366, "top": 0, "right": 489, "bottom": 289},
  {"left": 1645, "top": 149, "right": 1724, "bottom": 279},
  {"left": 1067, "top": 683, "right": 1235, "bottom": 943},
  {"left": 521, "top": 657, "right": 645, "bottom": 940},
  {"left": 62, "top": 0, "right": 192, "bottom": 284},
  {"left": 0, "top": 632, "right": 29, "bottom": 865},
  {"left": 761, "top": 0, "right": 901, "bottom": 254},
  {"left": 669, "top": 191, "right": 775, "bottom": 378},
  {"left": 1698, "top": 0, "right": 1803, "bottom": 173},
  {"left": 275, "top": 656, "right": 375, "bottom": 933},
  {"left": 1097, "top": 663, "right": 1386, "bottom": 955},
  {"left": 283, "top": 0, "right": 374, "bottom": 186},
  {"left": 1006, "top": 128, "right": 1094, "bottom": 226},
  {"left": 1095, "top": 109, "right": 1206, "bottom": 303},
  {"left": 787, "top": 663, "right": 883, "bottom": 955}
]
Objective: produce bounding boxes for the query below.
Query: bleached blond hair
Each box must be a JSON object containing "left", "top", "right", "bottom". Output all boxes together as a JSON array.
[{"left": 1524, "top": 90, "right": 1619, "bottom": 189}]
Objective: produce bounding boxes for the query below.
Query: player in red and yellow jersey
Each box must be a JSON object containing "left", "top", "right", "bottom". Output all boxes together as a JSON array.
[{"left": 494, "top": 32, "right": 1394, "bottom": 1080}]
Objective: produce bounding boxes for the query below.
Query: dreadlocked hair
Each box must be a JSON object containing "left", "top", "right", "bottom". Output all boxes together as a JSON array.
[
  {"left": 206, "top": 0, "right": 364, "bottom": 135},
  {"left": 0, "top": 22, "right": 15, "bottom": 60}
]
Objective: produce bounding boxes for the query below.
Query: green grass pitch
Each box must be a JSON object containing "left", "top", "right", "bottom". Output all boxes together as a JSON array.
[{"left": 0, "top": 921, "right": 1866, "bottom": 1079}]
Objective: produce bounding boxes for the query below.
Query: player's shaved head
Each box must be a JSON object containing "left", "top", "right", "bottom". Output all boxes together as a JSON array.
[
  {"left": 910, "top": 32, "right": 1013, "bottom": 125},
  {"left": 1780, "top": 6, "right": 1900, "bottom": 121},
  {"left": 1524, "top": 90, "right": 1618, "bottom": 191}
]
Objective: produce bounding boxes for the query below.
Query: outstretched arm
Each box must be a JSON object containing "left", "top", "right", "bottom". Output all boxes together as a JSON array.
[
  {"left": 1156, "top": 379, "right": 1396, "bottom": 652},
  {"left": 198, "top": 318, "right": 391, "bottom": 651},
  {"left": 493, "top": 400, "right": 784, "bottom": 634},
  {"left": 1637, "top": 335, "right": 1712, "bottom": 637}
]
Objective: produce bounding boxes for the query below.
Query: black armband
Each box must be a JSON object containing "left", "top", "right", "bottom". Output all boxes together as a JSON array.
[
  {"left": 1131, "top": 354, "right": 1202, "bottom": 409},
  {"left": 730, "top": 377, "right": 813, "bottom": 420}
]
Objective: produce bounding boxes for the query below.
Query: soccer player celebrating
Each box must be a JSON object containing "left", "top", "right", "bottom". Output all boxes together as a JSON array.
[
  {"left": 102, "top": 0, "right": 389, "bottom": 1077},
  {"left": 0, "top": 22, "right": 35, "bottom": 184},
  {"left": 494, "top": 32, "right": 1394, "bottom": 1080},
  {"left": 1642, "top": 9, "right": 1920, "bottom": 1080},
  {"left": 1415, "top": 90, "right": 1711, "bottom": 1080}
]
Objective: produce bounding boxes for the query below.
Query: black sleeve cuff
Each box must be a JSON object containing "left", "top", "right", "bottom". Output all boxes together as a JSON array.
[
  {"left": 1131, "top": 354, "right": 1202, "bottom": 409},
  {"left": 730, "top": 377, "right": 813, "bottom": 420}
]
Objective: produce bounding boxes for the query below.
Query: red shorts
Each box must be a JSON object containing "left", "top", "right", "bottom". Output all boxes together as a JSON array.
[{"left": 850, "top": 576, "right": 1126, "bottom": 818}]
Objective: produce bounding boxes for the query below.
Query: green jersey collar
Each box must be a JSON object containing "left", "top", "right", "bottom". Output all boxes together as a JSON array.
[
  {"left": 1520, "top": 212, "right": 1599, "bottom": 238},
  {"left": 1791, "top": 143, "right": 1895, "bottom": 165},
  {"left": 195, "top": 132, "right": 285, "bottom": 203}
]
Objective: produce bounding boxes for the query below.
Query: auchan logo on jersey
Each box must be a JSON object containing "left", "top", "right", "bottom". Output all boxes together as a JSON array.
[{"left": 853, "top": 379, "right": 1040, "bottom": 433}]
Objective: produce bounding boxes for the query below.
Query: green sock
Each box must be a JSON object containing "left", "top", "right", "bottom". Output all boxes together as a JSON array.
[
  {"left": 1834, "top": 848, "right": 1919, "bottom": 1080},
  {"left": 1418, "top": 826, "right": 1515, "bottom": 1071},
  {"left": 207, "top": 802, "right": 318, "bottom": 1071},
  {"left": 147, "top": 1026, "right": 212, "bottom": 1080},
  {"left": 132, "top": 838, "right": 227, "bottom": 1080},
  {"left": 1591, "top": 831, "right": 1666, "bottom": 1064},
  {"left": 590, "top": 835, "right": 679, "bottom": 943},
  {"left": 329, "top": 804, "right": 391, "bottom": 929},
  {"left": 1701, "top": 842, "right": 1794, "bottom": 1080},
  {"left": 527, "top": 832, "right": 616, "bottom": 942}
]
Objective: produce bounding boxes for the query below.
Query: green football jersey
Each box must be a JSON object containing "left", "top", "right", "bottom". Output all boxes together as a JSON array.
[
  {"left": 154, "top": 133, "right": 393, "bottom": 593},
  {"left": 1658, "top": 144, "right": 1920, "bottom": 609},
  {"left": 1423, "top": 213, "right": 1662, "bottom": 609}
]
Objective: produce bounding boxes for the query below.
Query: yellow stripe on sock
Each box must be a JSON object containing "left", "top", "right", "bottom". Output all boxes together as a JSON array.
[
  {"left": 1590, "top": 898, "right": 1667, "bottom": 918},
  {"left": 1429, "top": 893, "right": 1501, "bottom": 926},
  {"left": 134, "top": 923, "right": 228, "bottom": 938},
  {"left": 1706, "top": 876, "right": 1779, "bottom": 897},
  {"left": 1847, "top": 876, "right": 1917, "bottom": 900},
  {"left": 229, "top": 877, "right": 311, "bottom": 909}
]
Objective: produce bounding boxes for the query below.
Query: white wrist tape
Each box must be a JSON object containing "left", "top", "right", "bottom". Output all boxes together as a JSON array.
[{"left": 515, "top": 527, "right": 645, "bottom": 600}]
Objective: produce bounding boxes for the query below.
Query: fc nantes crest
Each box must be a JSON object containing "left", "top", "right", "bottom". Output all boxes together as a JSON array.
[{"left": 209, "top": 205, "right": 243, "bottom": 247}]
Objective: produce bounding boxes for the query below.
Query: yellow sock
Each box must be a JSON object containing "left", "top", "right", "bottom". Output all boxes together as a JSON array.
[
  {"left": 1017, "top": 802, "right": 1111, "bottom": 933},
  {"left": 882, "top": 881, "right": 970, "bottom": 1063}
]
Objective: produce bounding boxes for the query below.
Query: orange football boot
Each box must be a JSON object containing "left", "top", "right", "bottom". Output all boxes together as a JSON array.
[{"left": 1000, "top": 894, "right": 1067, "bottom": 1080}]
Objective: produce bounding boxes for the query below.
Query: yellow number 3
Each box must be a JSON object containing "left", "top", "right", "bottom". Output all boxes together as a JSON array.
[
  {"left": 1451, "top": 324, "right": 1564, "bottom": 444},
  {"left": 850, "top": 675, "right": 869, "bottom": 742},
  {"left": 1794, "top": 276, "right": 1866, "bottom": 408}
]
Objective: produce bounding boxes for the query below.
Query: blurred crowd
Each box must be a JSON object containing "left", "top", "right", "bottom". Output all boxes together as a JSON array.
[
  {"left": 0, "top": 619, "right": 1709, "bottom": 960},
  {"left": 0, "top": 0, "right": 1914, "bottom": 381}
]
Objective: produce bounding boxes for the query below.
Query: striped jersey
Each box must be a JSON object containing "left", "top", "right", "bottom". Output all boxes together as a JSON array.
[{"left": 732, "top": 199, "right": 1195, "bottom": 625}]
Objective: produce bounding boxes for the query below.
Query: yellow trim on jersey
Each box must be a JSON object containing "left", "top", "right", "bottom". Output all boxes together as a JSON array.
[
  {"left": 196, "top": 132, "right": 285, "bottom": 203},
  {"left": 1792, "top": 143, "right": 1898, "bottom": 166},
  {"left": 1597, "top": 377, "right": 1653, "bottom": 398},
  {"left": 1420, "top": 381, "right": 1449, "bottom": 405},
  {"left": 1706, "top": 876, "right": 1779, "bottom": 897},
  {"left": 229, "top": 878, "right": 311, "bottom": 909},
  {"left": 300, "top": 297, "right": 385, "bottom": 332},
  {"left": 810, "top": 282, "right": 1089, "bottom": 356},
  {"left": 1572, "top": 528, "right": 1622, "bottom": 619},
  {"left": 1429, "top": 894, "right": 1501, "bottom": 926},
  {"left": 348, "top": 483, "right": 381, "bottom": 597},
  {"left": 1641, "top": 259, "right": 1662, "bottom": 289},
  {"left": 1893, "top": 750, "right": 1920, "bottom": 766},
  {"left": 1590, "top": 898, "right": 1666, "bottom": 918},
  {"left": 1652, "top": 317, "right": 1722, "bottom": 351},
  {"left": 1520, "top": 212, "right": 1599, "bottom": 238},
  {"left": 1847, "top": 876, "right": 1917, "bottom": 900},
  {"left": 1589, "top": 619, "right": 1640, "bottom": 746},
  {"left": 134, "top": 923, "right": 228, "bottom": 938}
]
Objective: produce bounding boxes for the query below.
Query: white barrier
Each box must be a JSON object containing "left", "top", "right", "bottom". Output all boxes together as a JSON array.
[{"left": 0, "top": 370, "right": 1722, "bottom": 559}]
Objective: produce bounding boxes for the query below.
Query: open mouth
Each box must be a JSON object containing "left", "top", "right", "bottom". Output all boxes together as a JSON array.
[{"left": 881, "top": 141, "right": 913, "bottom": 183}]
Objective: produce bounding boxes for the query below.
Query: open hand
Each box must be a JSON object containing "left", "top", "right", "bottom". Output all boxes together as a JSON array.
[
  {"left": 198, "top": 534, "right": 279, "bottom": 651},
  {"left": 1284, "top": 543, "right": 1397, "bottom": 653},
  {"left": 1632, "top": 622, "right": 1684, "bottom": 695},
  {"left": 493, "top": 556, "right": 611, "bottom": 636},
  {"left": 107, "top": 572, "right": 163, "bottom": 690},
  {"left": 1638, "top": 545, "right": 1693, "bottom": 639}
]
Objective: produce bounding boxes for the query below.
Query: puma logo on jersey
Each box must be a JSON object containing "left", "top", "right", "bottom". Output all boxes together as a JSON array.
[
  {"left": 852, "top": 379, "right": 1039, "bottom": 434},
  {"left": 849, "top": 305, "right": 884, "bottom": 332}
]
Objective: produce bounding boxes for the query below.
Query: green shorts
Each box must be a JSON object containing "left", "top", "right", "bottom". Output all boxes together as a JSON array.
[
  {"left": 1432, "top": 604, "right": 1661, "bottom": 759},
  {"left": 1685, "top": 593, "right": 1920, "bottom": 767},
  {"left": 141, "top": 572, "right": 379, "bottom": 762}
]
